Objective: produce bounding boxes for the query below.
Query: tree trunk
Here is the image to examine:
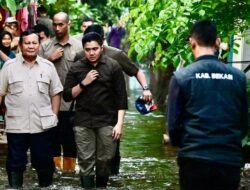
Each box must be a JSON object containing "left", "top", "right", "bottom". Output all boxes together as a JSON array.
[{"left": 150, "top": 65, "right": 175, "bottom": 111}]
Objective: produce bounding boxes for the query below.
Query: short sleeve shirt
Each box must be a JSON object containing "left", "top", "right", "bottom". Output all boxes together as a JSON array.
[{"left": 0, "top": 54, "right": 63, "bottom": 133}]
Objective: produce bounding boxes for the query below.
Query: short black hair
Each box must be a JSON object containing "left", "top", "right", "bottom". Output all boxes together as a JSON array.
[
  {"left": 82, "top": 16, "right": 94, "bottom": 23},
  {"left": 82, "top": 32, "right": 103, "bottom": 47},
  {"left": 84, "top": 24, "right": 104, "bottom": 39},
  {"left": 34, "top": 24, "right": 50, "bottom": 38},
  {"left": 37, "top": 5, "right": 48, "bottom": 15},
  {"left": 19, "top": 29, "right": 40, "bottom": 45},
  {"left": 190, "top": 20, "right": 217, "bottom": 47}
]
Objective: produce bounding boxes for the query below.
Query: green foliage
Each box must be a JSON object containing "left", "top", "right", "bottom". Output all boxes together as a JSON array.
[
  {"left": 5, "top": 0, "right": 17, "bottom": 15},
  {"left": 110, "top": 0, "right": 250, "bottom": 68},
  {"left": 41, "top": 0, "right": 95, "bottom": 35},
  {"left": 1, "top": 0, "right": 126, "bottom": 37},
  {"left": 242, "top": 80, "right": 250, "bottom": 146},
  {"left": 3, "top": 0, "right": 121, "bottom": 35},
  {"left": 39, "top": 0, "right": 123, "bottom": 34},
  {"left": 41, "top": 0, "right": 109, "bottom": 34},
  {"left": 246, "top": 39, "right": 250, "bottom": 45},
  {"left": 1, "top": 0, "right": 27, "bottom": 15}
]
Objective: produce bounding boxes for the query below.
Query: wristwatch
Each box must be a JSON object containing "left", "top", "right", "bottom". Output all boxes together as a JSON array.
[
  {"left": 79, "top": 82, "right": 85, "bottom": 89},
  {"left": 142, "top": 85, "right": 149, "bottom": 90}
]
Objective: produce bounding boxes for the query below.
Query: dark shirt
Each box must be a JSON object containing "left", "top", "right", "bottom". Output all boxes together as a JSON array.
[{"left": 63, "top": 55, "right": 128, "bottom": 128}]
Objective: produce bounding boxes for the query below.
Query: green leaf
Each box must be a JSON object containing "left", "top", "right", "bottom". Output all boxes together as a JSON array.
[
  {"left": 199, "top": 10, "right": 205, "bottom": 16},
  {"left": 148, "top": 0, "right": 155, "bottom": 11},
  {"left": 47, "top": 0, "right": 58, "bottom": 4},
  {"left": 246, "top": 39, "right": 250, "bottom": 45},
  {"left": 173, "top": 55, "right": 180, "bottom": 68},
  {"left": 124, "top": 0, "right": 250, "bottom": 69},
  {"left": 6, "top": 0, "right": 16, "bottom": 16},
  {"left": 234, "top": 42, "right": 240, "bottom": 48},
  {"left": 16, "top": 1, "right": 28, "bottom": 10},
  {"left": 166, "top": 34, "right": 175, "bottom": 44},
  {"left": 134, "top": 43, "right": 142, "bottom": 54},
  {"left": 136, "top": 51, "right": 144, "bottom": 61},
  {"left": 233, "top": 48, "right": 239, "bottom": 54}
]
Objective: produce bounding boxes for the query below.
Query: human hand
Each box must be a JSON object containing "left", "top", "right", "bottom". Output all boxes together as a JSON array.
[
  {"left": 112, "top": 123, "right": 123, "bottom": 141},
  {"left": 142, "top": 89, "right": 153, "bottom": 102},
  {"left": 82, "top": 70, "right": 99, "bottom": 86},
  {"left": 49, "top": 47, "right": 64, "bottom": 61}
]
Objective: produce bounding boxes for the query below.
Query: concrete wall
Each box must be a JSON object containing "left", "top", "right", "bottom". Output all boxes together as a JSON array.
[{"left": 232, "top": 28, "right": 250, "bottom": 79}]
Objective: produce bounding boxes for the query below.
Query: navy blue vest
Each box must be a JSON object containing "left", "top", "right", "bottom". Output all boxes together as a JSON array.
[{"left": 174, "top": 56, "right": 247, "bottom": 166}]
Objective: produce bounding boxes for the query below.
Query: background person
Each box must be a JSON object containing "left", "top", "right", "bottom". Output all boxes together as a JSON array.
[
  {"left": 167, "top": 20, "right": 249, "bottom": 190},
  {"left": 107, "top": 21, "right": 126, "bottom": 49},
  {"left": 80, "top": 24, "right": 153, "bottom": 175},
  {"left": 0, "top": 29, "right": 62, "bottom": 188},
  {"left": 0, "top": 30, "right": 16, "bottom": 68},
  {"left": 0, "top": 30, "right": 16, "bottom": 123},
  {"left": 83, "top": 24, "right": 152, "bottom": 102},
  {"left": 34, "top": 24, "right": 51, "bottom": 43},
  {"left": 73, "top": 16, "right": 94, "bottom": 42},
  {"left": 39, "top": 12, "right": 82, "bottom": 173},
  {"left": 63, "top": 32, "right": 128, "bottom": 189},
  {"left": 37, "top": 5, "right": 55, "bottom": 37},
  {"left": 2, "top": 17, "right": 19, "bottom": 52}
]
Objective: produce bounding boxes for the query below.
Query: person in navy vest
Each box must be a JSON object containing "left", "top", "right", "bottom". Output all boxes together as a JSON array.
[{"left": 167, "top": 20, "right": 249, "bottom": 190}]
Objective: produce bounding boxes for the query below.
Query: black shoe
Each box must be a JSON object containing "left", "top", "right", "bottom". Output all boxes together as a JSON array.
[
  {"left": 110, "top": 155, "right": 121, "bottom": 175},
  {"left": 80, "top": 175, "right": 95, "bottom": 189},
  {"left": 37, "top": 172, "right": 53, "bottom": 187},
  {"left": 96, "top": 175, "right": 109, "bottom": 188},
  {"left": 7, "top": 172, "right": 23, "bottom": 189}
]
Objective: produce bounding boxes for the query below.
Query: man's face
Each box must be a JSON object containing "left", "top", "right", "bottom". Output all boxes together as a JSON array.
[
  {"left": 53, "top": 16, "right": 69, "bottom": 39},
  {"left": 20, "top": 33, "right": 40, "bottom": 60},
  {"left": 38, "top": 31, "right": 49, "bottom": 42},
  {"left": 81, "top": 21, "right": 93, "bottom": 32},
  {"left": 83, "top": 41, "right": 103, "bottom": 64},
  {"left": 4, "top": 22, "right": 18, "bottom": 35}
]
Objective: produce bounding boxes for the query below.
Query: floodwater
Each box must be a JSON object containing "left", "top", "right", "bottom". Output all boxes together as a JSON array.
[
  {"left": 0, "top": 74, "right": 249, "bottom": 189},
  {"left": 0, "top": 76, "right": 180, "bottom": 189}
]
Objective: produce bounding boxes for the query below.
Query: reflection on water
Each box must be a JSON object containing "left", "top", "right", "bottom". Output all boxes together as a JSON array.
[{"left": 0, "top": 76, "right": 179, "bottom": 189}]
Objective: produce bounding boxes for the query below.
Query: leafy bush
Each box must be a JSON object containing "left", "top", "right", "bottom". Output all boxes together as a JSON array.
[{"left": 242, "top": 79, "right": 250, "bottom": 146}]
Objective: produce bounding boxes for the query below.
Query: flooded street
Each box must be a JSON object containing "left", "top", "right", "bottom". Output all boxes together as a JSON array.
[
  {"left": 0, "top": 97, "right": 179, "bottom": 190},
  {"left": 0, "top": 75, "right": 180, "bottom": 189},
  {"left": 1, "top": 75, "right": 249, "bottom": 189}
]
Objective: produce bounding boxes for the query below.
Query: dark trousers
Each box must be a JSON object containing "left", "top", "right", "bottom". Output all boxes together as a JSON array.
[
  {"left": 110, "top": 140, "right": 121, "bottom": 175},
  {"left": 6, "top": 129, "right": 55, "bottom": 174},
  {"left": 53, "top": 111, "right": 77, "bottom": 157},
  {"left": 178, "top": 157, "right": 241, "bottom": 190}
]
